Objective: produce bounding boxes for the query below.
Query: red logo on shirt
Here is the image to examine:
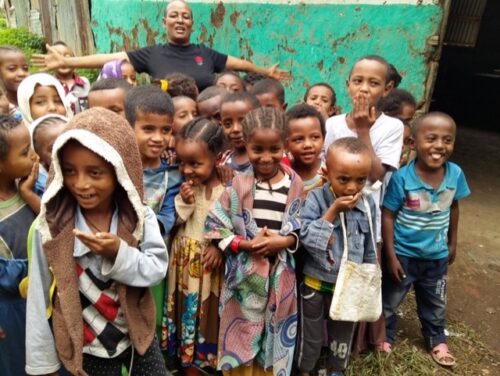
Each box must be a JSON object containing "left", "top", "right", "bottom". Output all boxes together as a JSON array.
[
  {"left": 406, "top": 196, "right": 420, "bottom": 209},
  {"left": 195, "top": 56, "right": 203, "bottom": 66}
]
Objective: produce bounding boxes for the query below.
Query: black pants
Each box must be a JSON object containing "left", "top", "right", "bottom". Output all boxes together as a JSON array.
[{"left": 82, "top": 337, "right": 167, "bottom": 376}]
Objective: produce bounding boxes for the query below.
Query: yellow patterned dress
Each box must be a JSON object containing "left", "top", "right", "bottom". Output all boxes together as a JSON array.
[{"left": 161, "top": 184, "right": 224, "bottom": 369}]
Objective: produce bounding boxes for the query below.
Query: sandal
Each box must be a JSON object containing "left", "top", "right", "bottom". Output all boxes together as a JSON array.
[
  {"left": 376, "top": 342, "right": 392, "bottom": 353},
  {"left": 430, "top": 343, "right": 456, "bottom": 367}
]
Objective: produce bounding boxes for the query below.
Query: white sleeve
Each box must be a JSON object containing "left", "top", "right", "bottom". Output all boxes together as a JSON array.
[
  {"left": 375, "top": 118, "right": 404, "bottom": 170},
  {"left": 25, "top": 231, "right": 61, "bottom": 375},
  {"left": 101, "top": 206, "right": 168, "bottom": 287}
]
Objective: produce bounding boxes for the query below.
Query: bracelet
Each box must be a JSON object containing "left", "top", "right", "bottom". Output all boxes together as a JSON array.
[{"left": 229, "top": 235, "right": 242, "bottom": 253}]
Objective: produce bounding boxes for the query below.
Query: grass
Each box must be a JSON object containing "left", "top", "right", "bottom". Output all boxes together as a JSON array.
[{"left": 343, "top": 291, "right": 498, "bottom": 376}]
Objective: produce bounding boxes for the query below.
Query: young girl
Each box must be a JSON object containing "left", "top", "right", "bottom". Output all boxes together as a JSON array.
[
  {"left": 215, "top": 71, "right": 245, "bottom": 93},
  {"left": 0, "top": 46, "right": 29, "bottom": 115},
  {"left": 304, "top": 82, "right": 337, "bottom": 120},
  {"left": 378, "top": 88, "right": 417, "bottom": 167},
  {"left": 17, "top": 73, "right": 72, "bottom": 125},
  {"left": 98, "top": 59, "right": 137, "bottom": 86},
  {"left": 0, "top": 114, "right": 37, "bottom": 375},
  {"left": 205, "top": 107, "right": 303, "bottom": 376},
  {"left": 219, "top": 91, "right": 260, "bottom": 174},
  {"left": 51, "top": 41, "right": 91, "bottom": 114},
  {"left": 286, "top": 103, "right": 325, "bottom": 196},
  {"left": 30, "top": 114, "right": 68, "bottom": 196},
  {"left": 172, "top": 95, "right": 198, "bottom": 135},
  {"left": 25, "top": 108, "right": 169, "bottom": 375},
  {"left": 162, "top": 118, "right": 225, "bottom": 373}
]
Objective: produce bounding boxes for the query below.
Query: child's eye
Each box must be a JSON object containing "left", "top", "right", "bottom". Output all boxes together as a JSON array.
[
  {"left": 90, "top": 169, "right": 101, "bottom": 177},
  {"left": 338, "top": 177, "right": 348, "bottom": 183},
  {"left": 62, "top": 167, "right": 74, "bottom": 175},
  {"left": 357, "top": 177, "right": 367, "bottom": 184},
  {"left": 162, "top": 126, "right": 172, "bottom": 134}
]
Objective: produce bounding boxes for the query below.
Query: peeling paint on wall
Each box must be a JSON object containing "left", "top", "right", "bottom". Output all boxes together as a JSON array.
[{"left": 91, "top": 1, "right": 445, "bottom": 110}]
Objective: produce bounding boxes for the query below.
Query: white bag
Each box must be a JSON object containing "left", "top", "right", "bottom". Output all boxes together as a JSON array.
[{"left": 329, "top": 197, "right": 382, "bottom": 322}]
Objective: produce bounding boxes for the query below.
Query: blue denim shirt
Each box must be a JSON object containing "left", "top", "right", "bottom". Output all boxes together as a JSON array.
[{"left": 299, "top": 183, "right": 377, "bottom": 284}]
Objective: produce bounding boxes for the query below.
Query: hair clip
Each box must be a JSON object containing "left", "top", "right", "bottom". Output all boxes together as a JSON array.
[{"left": 160, "top": 79, "right": 169, "bottom": 92}]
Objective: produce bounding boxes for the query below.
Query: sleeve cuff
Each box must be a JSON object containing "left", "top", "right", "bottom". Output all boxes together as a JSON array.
[
  {"left": 101, "top": 239, "right": 128, "bottom": 277},
  {"left": 218, "top": 235, "right": 235, "bottom": 252}
]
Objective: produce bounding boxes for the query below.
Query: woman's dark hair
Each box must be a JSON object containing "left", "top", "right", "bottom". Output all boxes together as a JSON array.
[
  {"left": 241, "top": 107, "right": 286, "bottom": 142},
  {"left": 0, "top": 114, "right": 22, "bottom": 160},
  {"left": 286, "top": 103, "right": 326, "bottom": 137},
  {"left": 377, "top": 89, "right": 416, "bottom": 116},
  {"left": 177, "top": 117, "right": 224, "bottom": 156}
]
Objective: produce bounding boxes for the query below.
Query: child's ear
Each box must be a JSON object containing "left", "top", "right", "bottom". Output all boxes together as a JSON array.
[
  {"left": 383, "top": 81, "right": 394, "bottom": 96},
  {"left": 409, "top": 136, "right": 416, "bottom": 150}
]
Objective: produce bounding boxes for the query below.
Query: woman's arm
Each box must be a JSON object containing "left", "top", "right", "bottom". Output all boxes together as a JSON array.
[
  {"left": 31, "top": 44, "right": 128, "bottom": 70},
  {"left": 225, "top": 56, "right": 290, "bottom": 81}
]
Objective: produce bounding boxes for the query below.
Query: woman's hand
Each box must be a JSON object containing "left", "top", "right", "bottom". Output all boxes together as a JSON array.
[
  {"left": 31, "top": 44, "right": 66, "bottom": 70},
  {"left": 266, "top": 63, "right": 291, "bottom": 81}
]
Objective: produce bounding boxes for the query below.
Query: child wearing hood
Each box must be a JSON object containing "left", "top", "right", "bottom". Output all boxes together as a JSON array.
[
  {"left": 17, "top": 72, "right": 73, "bottom": 125},
  {"left": 25, "top": 108, "right": 169, "bottom": 375}
]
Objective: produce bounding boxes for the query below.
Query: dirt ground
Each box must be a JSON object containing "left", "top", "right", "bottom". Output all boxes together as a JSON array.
[{"left": 395, "top": 126, "right": 500, "bottom": 373}]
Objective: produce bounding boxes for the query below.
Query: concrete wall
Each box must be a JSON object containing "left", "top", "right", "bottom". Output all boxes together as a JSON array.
[{"left": 91, "top": 0, "right": 445, "bottom": 111}]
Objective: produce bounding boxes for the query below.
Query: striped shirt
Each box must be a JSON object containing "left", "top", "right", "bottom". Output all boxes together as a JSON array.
[
  {"left": 253, "top": 173, "right": 291, "bottom": 233},
  {"left": 383, "top": 160, "right": 470, "bottom": 260}
]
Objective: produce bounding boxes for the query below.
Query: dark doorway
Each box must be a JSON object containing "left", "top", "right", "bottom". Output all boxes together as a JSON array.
[{"left": 431, "top": 0, "right": 500, "bottom": 131}]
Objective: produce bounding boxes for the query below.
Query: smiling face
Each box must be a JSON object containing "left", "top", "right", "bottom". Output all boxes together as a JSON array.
[
  {"left": 60, "top": 141, "right": 117, "bottom": 214},
  {"left": 29, "top": 85, "right": 67, "bottom": 121},
  {"left": 305, "top": 85, "right": 335, "bottom": 118},
  {"left": 346, "top": 58, "right": 392, "bottom": 108},
  {"left": 413, "top": 115, "right": 455, "bottom": 171},
  {"left": 163, "top": 0, "right": 193, "bottom": 45},
  {"left": 326, "top": 147, "right": 371, "bottom": 198},
  {"left": 172, "top": 96, "right": 198, "bottom": 134},
  {"left": 0, "top": 51, "right": 29, "bottom": 95},
  {"left": 221, "top": 100, "right": 253, "bottom": 151},
  {"left": 246, "top": 128, "right": 284, "bottom": 180},
  {"left": 88, "top": 88, "right": 126, "bottom": 118},
  {"left": 176, "top": 138, "right": 217, "bottom": 186},
  {"left": 216, "top": 74, "right": 244, "bottom": 94},
  {"left": 133, "top": 110, "right": 172, "bottom": 169},
  {"left": 287, "top": 116, "right": 324, "bottom": 168},
  {"left": 0, "top": 124, "right": 36, "bottom": 179}
]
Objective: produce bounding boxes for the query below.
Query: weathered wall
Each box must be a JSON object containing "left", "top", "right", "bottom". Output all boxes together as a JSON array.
[{"left": 91, "top": 0, "right": 445, "bottom": 111}]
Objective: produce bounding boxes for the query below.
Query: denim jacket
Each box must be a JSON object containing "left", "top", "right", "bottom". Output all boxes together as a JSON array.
[{"left": 299, "top": 182, "right": 377, "bottom": 284}]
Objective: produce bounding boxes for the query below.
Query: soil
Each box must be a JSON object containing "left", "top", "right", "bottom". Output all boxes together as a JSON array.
[{"left": 396, "top": 126, "right": 500, "bottom": 372}]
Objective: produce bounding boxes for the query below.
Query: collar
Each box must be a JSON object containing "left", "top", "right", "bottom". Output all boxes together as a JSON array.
[
  {"left": 404, "top": 160, "right": 456, "bottom": 194},
  {"left": 73, "top": 74, "right": 86, "bottom": 87},
  {"left": 73, "top": 205, "right": 119, "bottom": 257}
]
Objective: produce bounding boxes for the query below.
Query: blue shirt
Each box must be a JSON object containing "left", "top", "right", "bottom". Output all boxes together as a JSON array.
[{"left": 383, "top": 160, "right": 470, "bottom": 260}]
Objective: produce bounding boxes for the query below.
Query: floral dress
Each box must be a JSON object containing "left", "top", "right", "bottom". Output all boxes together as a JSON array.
[{"left": 161, "top": 184, "right": 224, "bottom": 369}]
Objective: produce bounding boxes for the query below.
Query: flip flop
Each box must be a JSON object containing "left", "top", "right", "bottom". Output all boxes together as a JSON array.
[
  {"left": 375, "top": 341, "right": 392, "bottom": 353},
  {"left": 430, "top": 343, "right": 456, "bottom": 367}
]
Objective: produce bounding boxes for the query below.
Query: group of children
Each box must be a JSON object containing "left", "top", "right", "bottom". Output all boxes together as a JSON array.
[{"left": 0, "top": 43, "right": 470, "bottom": 376}]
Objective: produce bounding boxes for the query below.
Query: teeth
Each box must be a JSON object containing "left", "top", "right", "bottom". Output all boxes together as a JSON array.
[{"left": 431, "top": 153, "right": 442, "bottom": 160}]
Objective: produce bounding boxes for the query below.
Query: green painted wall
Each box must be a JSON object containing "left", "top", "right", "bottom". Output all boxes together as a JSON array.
[{"left": 91, "top": 1, "right": 444, "bottom": 111}]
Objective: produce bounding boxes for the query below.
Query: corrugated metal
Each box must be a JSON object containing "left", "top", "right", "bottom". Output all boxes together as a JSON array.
[{"left": 444, "top": 0, "right": 487, "bottom": 47}]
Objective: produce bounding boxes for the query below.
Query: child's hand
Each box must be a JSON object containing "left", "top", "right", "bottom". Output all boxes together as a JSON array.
[
  {"left": 18, "top": 156, "right": 39, "bottom": 193},
  {"left": 386, "top": 256, "right": 406, "bottom": 283},
  {"left": 333, "top": 192, "right": 361, "bottom": 212},
  {"left": 180, "top": 181, "right": 195, "bottom": 204},
  {"left": 161, "top": 137, "right": 177, "bottom": 165},
  {"left": 216, "top": 165, "right": 234, "bottom": 186},
  {"left": 73, "top": 229, "right": 120, "bottom": 260},
  {"left": 352, "top": 93, "right": 377, "bottom": 132},
  {"left": 251, "top": 228, "right": 291, "bottom": 257},
  {"left": 448, "top": 243, "right": 457, "bottom": 265},
  {"left": 31, "top": 44, "right": 65, "bottom": 70},
  {"left": 202, "top": 244, "right": 223, "bottom": 271}
]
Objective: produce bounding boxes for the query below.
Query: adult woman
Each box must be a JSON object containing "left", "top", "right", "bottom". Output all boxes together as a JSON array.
[{"left": 33, "top": 0, "right": 289, "bottom": 90}]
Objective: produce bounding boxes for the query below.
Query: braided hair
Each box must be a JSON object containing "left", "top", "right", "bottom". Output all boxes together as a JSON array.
[
  {"left": 241, "top": 106, "right": 287, "bottom": 142},
  {"left": 0, "top": 114, "right": 22, "bottom": 160},
  {"left": 177, "top": 117, "right": 224, "bottom": 156}
]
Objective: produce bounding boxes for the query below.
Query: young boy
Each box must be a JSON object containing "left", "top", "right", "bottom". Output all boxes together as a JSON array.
[
  {"left": 304, "top": 82, "right": 337, "bottom": 121},
  {"left": 0, "top": 46, "right": 29, "bottom": 112},
  {"left": 87, "top": 78, "right": 132, "bottom": 118},
  {"left": 286, "top": 103, "right": 325, "bottom": 195},
  {"left": 299, "top": 137, "right": 377, "bottom": 376},
  {"left": 381, "top": 112, "right": 470, "bottom": 367},
  {"left": 51, "top": 41, "right": 91, "bottom": 114},
  {"left": 251, "top": 78, "right": 287, "bottom": 110},
  {"left": 124, "top": 85, "right": 181, "bottom": 239},
  {"left": 25, "top": 108, "right": 169, "bottom": 375},
  {"left": 219, "top": 91, "right": 260, "bottom": 174},
  {"left": 0, "top": 114, "right": 37, "bottom": 375},
  {"left": 196, "top": 85, "right": 227, "bottom": 125}
]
